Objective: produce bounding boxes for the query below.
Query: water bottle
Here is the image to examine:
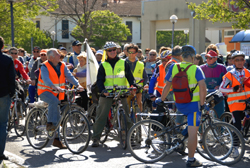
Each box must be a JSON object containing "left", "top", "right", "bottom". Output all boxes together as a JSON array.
[
  {"left": 181, "top": 126, "right": 188, "bottom": 137},
  {"left": 243, "top": 113, "right": 250, "bottom": 127}
]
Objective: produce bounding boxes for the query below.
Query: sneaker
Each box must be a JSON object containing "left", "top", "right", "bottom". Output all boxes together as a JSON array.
[
  {"left": 230, "top": 147, "right": 239, "bottom": 158},
  {"left": 91, "top": 139, "right": 100, "bottom": 147},
  {"left": 46, "top": 123, "right": 57, "bottom": 131},
  {"left": 186, "top": 158, "right": 202, "bottom": 167}
]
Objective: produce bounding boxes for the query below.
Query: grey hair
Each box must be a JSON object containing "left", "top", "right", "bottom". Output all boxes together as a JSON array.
[{"left": 47, "top": 48, "right": 57, "bottom": 60}]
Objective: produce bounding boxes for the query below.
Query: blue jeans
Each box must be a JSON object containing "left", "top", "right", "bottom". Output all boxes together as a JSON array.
[
  {"left": 39, "top": 92, "right": 60, "bottom": 126},
  {"left": 28, "top": 84, "right": 37, "bottom": 103},
  {"left": 0, "top": 94, "right": 11, "bottom": 158}
]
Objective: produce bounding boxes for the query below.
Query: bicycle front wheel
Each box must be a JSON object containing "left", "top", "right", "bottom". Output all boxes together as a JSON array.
[
  {"left": 220, "top": 112, "right": 233, "bottom": 124},
  {"left": 14, "top": 101, "right": 27, "bottom": 137},
  {"left": 26, "top": 108, "right": 49, "bottom": 149},
  {"left": 63, "top": 110, "right": 91, "bottom": 154},
  {"left": 203, "top": 122, "right": 245, "bottom": 165},
  {"left": 118, "top": 109, "right": 127, "bottom": 149},
  {"left": 127, "top": 119, "right": 170, "bottom": 163}
]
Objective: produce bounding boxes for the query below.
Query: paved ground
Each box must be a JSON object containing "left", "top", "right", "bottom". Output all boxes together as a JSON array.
[{"left": 3, "top": 128, "right": 250, "bottom": 168}]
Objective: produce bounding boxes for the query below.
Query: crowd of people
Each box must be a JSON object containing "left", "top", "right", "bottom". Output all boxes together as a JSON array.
[{"left": 1, "top": 34, "right": 250, "bottom": 167}]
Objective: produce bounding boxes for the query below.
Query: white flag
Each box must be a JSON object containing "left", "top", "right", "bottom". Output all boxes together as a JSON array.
[{"left": 85, "top": 39, "right": 99, "bottom": 93}]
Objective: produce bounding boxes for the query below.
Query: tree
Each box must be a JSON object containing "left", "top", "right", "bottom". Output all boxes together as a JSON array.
[
  {"left": 156, "top": 31, "right": 189, "bottom": 51},
  {"left": 71, "top": 10, "right": 131, "bottom": 48},
  {"left": 187, "top": 0, "right": 250, "bottom": 29},
  {"left": 0, "top": 0, "right": 58, "bottom": 52}
]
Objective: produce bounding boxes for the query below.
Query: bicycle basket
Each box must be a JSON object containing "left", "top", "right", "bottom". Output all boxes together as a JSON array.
[{"left": 206, "top": 90, "right": 224, "bottom": 107}]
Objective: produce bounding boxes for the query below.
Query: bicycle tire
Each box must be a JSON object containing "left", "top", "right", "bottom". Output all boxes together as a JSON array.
[
  {"left": 14, "top": 101, "right": 27, "bottom": 137},
  {"left": 127, "top": 119, "right": 170, "bottom": 163},
  {"left": 220, "top": 112, "right": 233, "bottom": 124},
  {"left": 203, "top": 122, "right": 245, "bottom": 165},
  {"left": 87, "top": 103, "right": 97, "bottom": 125},
  {"left": 7, "top": 109, "right": 14, "bottom": 132},
  {"left": 26, "top": 107, "right": 49, "bottom": 149},
  {"left": 63, "top": 110, "right": 91, "bottom": 154},
  {"left": 118, "top": 109, "right": 127, "bottom": 149}
]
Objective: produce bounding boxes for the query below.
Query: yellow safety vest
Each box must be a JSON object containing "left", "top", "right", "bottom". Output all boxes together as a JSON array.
[{"left": 127, "top": 61, "right": 144, "bottom": 87}]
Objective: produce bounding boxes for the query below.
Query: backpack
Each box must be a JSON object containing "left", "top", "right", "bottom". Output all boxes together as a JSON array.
[{"left": 172, "top": 64, "right": 197, "bottom": 104}]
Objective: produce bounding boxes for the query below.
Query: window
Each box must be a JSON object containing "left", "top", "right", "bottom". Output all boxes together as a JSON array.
[
  {"left": 62, "top": 20, "right": 69, "bottom": 39},
  {"left": 126, "top": 21, "right": 132, "bottom": 41},
  {"left": 36, "top": 21, "right": 40, "bottom": 29}
]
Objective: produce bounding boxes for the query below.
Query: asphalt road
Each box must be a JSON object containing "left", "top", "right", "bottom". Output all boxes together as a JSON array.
[{"left": 4, "top": 129, "right": 250, "bottom": 168}]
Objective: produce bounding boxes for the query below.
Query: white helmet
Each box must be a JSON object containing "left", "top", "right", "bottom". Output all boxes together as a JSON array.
[
  {"left": 232, "top": 51, "right": 245, "bottom": 59},
  {"left": 103, "top": 41, "right": 117, "bottom": 50}
]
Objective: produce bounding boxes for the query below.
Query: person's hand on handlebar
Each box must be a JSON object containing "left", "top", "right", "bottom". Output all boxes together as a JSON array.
[
  {"left": 233, "top": 85, "right": 243, "bottom": 92},
  {"left": 102, "top": 90, "right": 109, "bottom": 97},
  {"left": 51, "top": 85, "right": 63, "bottom": 93},
  {"left": 77, "top": 85, "right": 84, "bottom": 92},
  {"left": 26, "top": 79, "right": 32, "bottom": 85}
]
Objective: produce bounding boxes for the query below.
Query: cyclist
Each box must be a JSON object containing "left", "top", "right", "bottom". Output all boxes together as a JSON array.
[
  {"left": 219, "top": 51, "right": 250, "bottom": 157},
  {"left": 92, "top": 41, "right": 135, "bottom": 147},
  {"left": 125, "top": 43, "right": 148, "bottom": 112},
  {"left": 149, "top": 50, "right": 172, "bottom": 109},
  {"left": 37, "top": 48, "right": 84, "bottom": 149},
  {"left": 157, "top": 45, "right": 206, "bottom": 167}
]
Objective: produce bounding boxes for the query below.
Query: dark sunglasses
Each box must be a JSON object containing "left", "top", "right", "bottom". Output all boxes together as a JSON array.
[
  {"left": 10, "top": 52, "right": 17, "bottom": 55},
  {"left": 33, "top": 51, "right": 40, "bottom": 53},
  {"left": 128, "top": 51, "right": 136, "bottom": 54},
  {"left": 205, "top": 57, "right": 213, "bottom": 60},
  {"left": 107, "top": 48, "right": 116, "bottom": 52},
  {"left": 41, "top": 54, "right": 46, "bottom": 56},
  {"left": 150, "top": 54, "right": 156, "bottom": 56}
]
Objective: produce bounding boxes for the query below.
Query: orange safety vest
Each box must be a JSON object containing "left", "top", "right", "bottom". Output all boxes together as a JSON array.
[
  {"left": 37, "top": 61, "right": 66, "bottom": 100},
  {"left": 155, "top": 64, "right": 166, "bottom": 95},
  {"left": 165, "top": 59, "right": 178, "bottom": 92},
  {"left": 225, "top": 69, "right": 250, "bottom": 112}
]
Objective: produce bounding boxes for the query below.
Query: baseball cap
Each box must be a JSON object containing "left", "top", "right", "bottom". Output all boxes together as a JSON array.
[
  {"left": 40, "top": 49, "right": 47, "bottom": 54},
  {"left": 60, "top": 47, "right": 66, "bottom": 50},
  {"left": 33, "top": 46, "right": 41, "bottom": 51},
  {"left": 72, "top": 40, "right": 82, "bottom": 46},
  {"left": 96, "top": 50, "right": 103, "bottom": 55},
  {"left": 205, "top": 50, "right": 218, "bottom": 58}
]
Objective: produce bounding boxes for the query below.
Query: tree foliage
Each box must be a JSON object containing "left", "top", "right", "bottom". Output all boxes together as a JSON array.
[
  {"left": 0, "top": 0, "right": 58, "bottom": 52},
  {"left": 157, "top": 31, "right": 189, "bottom": 51},
  {"left": 187, "top": 0, "right": 250, "bottom": 29},
  {"left": 71, "top": 10, "right": 131, "bottom": 48}
]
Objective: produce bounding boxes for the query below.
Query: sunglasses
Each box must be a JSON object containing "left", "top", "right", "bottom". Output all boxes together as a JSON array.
[
  {"left": 150, "top": 54, "right": 156, "bottom": 56},
  {"left": 128, "top": 51, "right": 136, "bottom": 54},
  {"left": 138, "top": 51, "right": 142, "bottom": 53},
  {"left": 33, "top": 51, "right": 40, "bottom": 53},
  {"left": 205, "top": 57, "right": 213, "bottom": 60},
  {"left": 107, "top": 48, "right": 116, "bottom": 52},
  {"left": 10, "top": 52, "right": 17, "bottom": 55},
  {"left": 41, "top": 54, "right": 46, "bottom": 56}
]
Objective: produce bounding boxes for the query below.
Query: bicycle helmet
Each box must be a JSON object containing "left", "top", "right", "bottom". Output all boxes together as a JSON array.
[
  {"left": 232, "top": 51, "right": 245, "bottom": 59},
  {"left": 182, "top": 45, "right": 197, "bottom": 57},
  {"left": 103, "top": 41, "right": 117, "bottom": 50},
  {"left": 160, "top": 50, "right": 172, "bottom": 59}
]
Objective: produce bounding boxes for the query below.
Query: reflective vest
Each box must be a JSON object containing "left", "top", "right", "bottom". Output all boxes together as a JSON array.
[
  {"left": 172, "top": 62, "right": 200, "bottom": 102},
  {"left": 165, "top": 59, "right": 178, "bottom": 92},
  {"left": 155, "top": 64, "right": 166, "bottom": 95},
  {"left": 102, "top": 59, "right": 127, "bottom": 92},
  {"left": 224, "top": 69, "right": 250, "bottom": 112},
  {"left": 127, "top": 61, "right": 144, "bottom": 87},
  {"left": 37, "top": 61, "right": 66, "bottom": 100}
]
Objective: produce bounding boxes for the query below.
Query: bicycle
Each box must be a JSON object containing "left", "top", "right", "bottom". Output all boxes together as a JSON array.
[
  {"left": 8, "top": 80, "right": 27, "bottom": 137},
  {"left": 220, "top": 98, "right": 250, "bottom": 143},
  {"left": 25, "top": 88, "right": 91, "bottom": 154},
  {"left": 127, "top": 90, "right": 245, "bottom": 165},
  {"left": 99, "top": 85, "right": 130, "bottom": 149}
]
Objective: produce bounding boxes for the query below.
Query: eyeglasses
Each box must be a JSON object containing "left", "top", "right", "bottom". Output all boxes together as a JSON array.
[
  {"left": 41, "top": 54, "right": 46, "bottom": 56},
  {"left": 76, "top": 44, "right": 82, "bottom": 47},
  {"left": 205, "top": 57, "right": 213, "bottom": 60},
  {"left": 138, "top": 51, "right": 142, "bottom": 53},
  {"left": 128, "top": 51, "right": 136, "bottom": 54},
  {"left": 107, "top": 48, "right": 116, "bottom": 52},
  {"left": 33, "top": 51, "right": 40, "bottom": 53},
  {"left": 10, "top": 52, "right": 17, "bottom": 55},
  {"left": 235, "top": 59, "right": 244, "bottom": 62},
  {"left": 150, "top": 54, "right": 156, "bottom": 56}
]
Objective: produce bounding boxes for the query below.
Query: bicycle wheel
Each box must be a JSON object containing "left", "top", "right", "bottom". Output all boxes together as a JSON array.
[
  {"left": 118, "top": 109, "right": 127, "bottom": 149},
  {"left": 99, "top": 121, "right": 109, "bottom": 144},
  {"left": 26, "top": 108, "right": 49, "bottom": 149},
  {"left": 203, "top": 122, "right": 245, "bottom": 165},
  {"left": 63, "top": 110, "right": 91, "bottom": 154},
  {"left": 7, "top": 109, "right": 14, "bottom": 132},
  {"left": 70, "top": 104, "right": 87, "bottom": 116},
  {"left": 14, "top": 101, "right": 27, "bottom": 137},
  {"left": 127, "top": 119, "right": 170, "bottom": 163},
  {"left": 220, "top": 112, "right": 233, "bottom": 124},
  {"left": 87, "top": 103, "right": 97, "bottom": 125}
]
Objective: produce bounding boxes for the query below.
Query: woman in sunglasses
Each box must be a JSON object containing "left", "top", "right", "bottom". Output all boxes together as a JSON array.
[{"left": 200, "top": 45, "right": 227, "bottom": 118}]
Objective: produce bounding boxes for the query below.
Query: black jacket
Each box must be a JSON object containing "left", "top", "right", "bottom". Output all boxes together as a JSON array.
[
  {"left": 0, "top": 52, "right": 16, "bottom": 97},
  {"left": 97, "top": 56, "right": 135, "bottom": 93}
]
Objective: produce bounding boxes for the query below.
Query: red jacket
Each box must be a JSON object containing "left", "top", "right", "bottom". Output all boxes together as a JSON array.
[{"left": 14, "top": 59, "right": 30, "bottom": 80}]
